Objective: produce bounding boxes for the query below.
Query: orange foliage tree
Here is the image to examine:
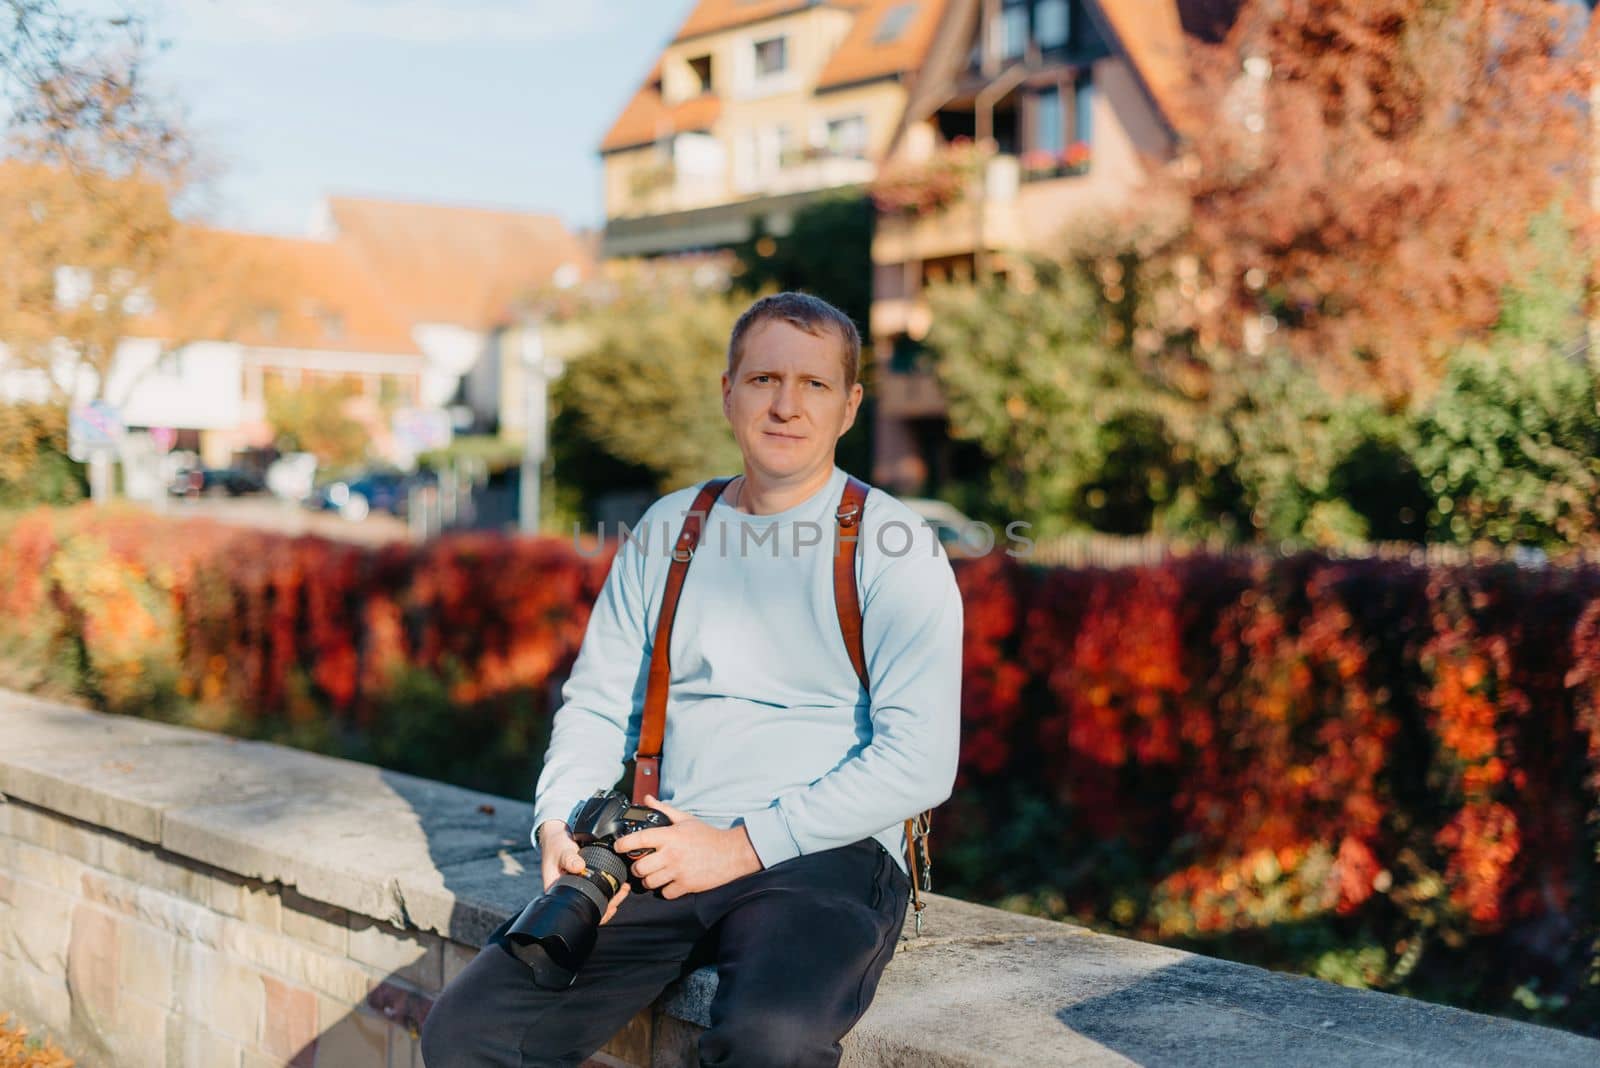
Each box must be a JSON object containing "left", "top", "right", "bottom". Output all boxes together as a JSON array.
[
  {"left": 0, "top": 2, "right": 257, "bottom": 407},
  {"left": 1180, "top": 0, "right": 1596, "bottom": 405}
]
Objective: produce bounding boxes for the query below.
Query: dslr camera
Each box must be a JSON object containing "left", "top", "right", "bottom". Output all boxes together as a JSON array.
[{"left": 503, "top": 790, "right": 671, "bottom": 989}]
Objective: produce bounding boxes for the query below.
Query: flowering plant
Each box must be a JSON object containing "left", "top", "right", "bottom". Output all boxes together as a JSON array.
[
  {"left": 1020, "top": 141, "right": 1092, "bottom": 181},
  {"left": 869, "top": 137, "right": 992, "bottom": 217}
]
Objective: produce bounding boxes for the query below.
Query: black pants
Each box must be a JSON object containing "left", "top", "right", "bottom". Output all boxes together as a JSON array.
[{"left": 420, "top": 839, "right": 909, "bottom": 1068}]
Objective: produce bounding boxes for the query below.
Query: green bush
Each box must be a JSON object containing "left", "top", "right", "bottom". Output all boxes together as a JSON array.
[
  {"left": 1409, "top": 344, "right": 1600, "bottom": 549},
  {"left": 0, "top": 403, "right": 86, "bottom": 508}
]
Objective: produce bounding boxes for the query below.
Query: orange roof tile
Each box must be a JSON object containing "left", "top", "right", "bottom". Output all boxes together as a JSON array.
[
  {"left": 238, "top": 234, "right": 419, "bottom": 353},
  {"left": 155, "top": 230, "right": 422, "bottom": 355},
  {"left": 817, "top": 0, "right": 949, "bottom": 91},
  {"left": 326, "top": 197, "right": 594, "bottom": 330},
  {"left": 672, "top": 0, "right": 866, "bottom": 42},
  {"left": 600, "top": 63, "right": 724, "bottom": 154},
  {"left": 1095, "top": 0, "right": 1195, "bottom": 133}
]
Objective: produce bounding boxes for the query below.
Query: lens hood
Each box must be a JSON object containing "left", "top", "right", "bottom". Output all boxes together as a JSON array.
[{"left": 502, "top": 845, "right": 633, "bottom": 989}]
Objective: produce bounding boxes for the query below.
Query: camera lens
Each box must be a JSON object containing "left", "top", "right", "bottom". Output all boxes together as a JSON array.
[
  {"left": 502, "top": 845, "right": 634, "bottom": 989},
  {"left": 572, "top": 845, "right": 630, "bottom": 899}
]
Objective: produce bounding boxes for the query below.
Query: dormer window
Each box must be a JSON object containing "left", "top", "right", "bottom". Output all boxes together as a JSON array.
[
  {"left": 754, "top": 36, "right": 788, "bottom": 79},
  {"left": 874, "top": 3, "right": 917, "bottom": 44},
  {"left": 688, "top": 54, "right": 713, "bottom": 94}
]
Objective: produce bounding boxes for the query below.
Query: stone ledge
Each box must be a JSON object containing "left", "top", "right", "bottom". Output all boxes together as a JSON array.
[{"left": 5, "top": 691, "right": 1600, "bottom": 1066}]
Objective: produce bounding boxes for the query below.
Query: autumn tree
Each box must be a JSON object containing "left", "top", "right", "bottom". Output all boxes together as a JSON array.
[
  {"left": 264, "top": 377, "right": 372, "bottom": 470},
  {"left": 553, "top": 274, "right": 745, "bottom": 497},
  {"left": 0, "top": 2, "right": 247, "bottom": 408},
  {"left": 1180, "top": 0, "right": 1595, "bottom": 406}
]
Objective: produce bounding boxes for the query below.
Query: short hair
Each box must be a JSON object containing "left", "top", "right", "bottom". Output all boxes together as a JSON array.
[{"left": 727, "top": 292, "right": 861, "bottom": 388}]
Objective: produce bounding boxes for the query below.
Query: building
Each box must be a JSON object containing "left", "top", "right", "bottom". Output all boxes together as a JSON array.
[
  {"left": 316, "top": 197, "right": 593, "bottom": 426},
  {"left": 0, "top": 193, "right": 593, "bottom": 471},
  {"left": 600, "top": 0, "right": 951, "bottom": 258},
  {"left": 869, "top": 0, "right": 1212, "bottom": 493}
]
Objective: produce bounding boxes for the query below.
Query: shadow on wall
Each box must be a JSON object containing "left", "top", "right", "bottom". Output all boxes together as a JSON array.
[{"left": 282, "top": 769, "right": 548, "bottom": 1067}]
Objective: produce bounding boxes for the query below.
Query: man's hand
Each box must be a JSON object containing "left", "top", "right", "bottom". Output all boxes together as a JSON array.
[
  {"left": 536, "top": 819, "right": 629, "bottom": 924},
  {"left": 613, "top": 796, "right": 762, "bottom": 899}
]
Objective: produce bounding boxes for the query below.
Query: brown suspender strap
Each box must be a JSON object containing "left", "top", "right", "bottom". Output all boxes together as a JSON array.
[
  {"left": 833, "top": 476, "right": 870, "bottom": 691},
  {"left": 633, "top": 477, "right": 732, "bottom": 804},
  {"left": 831, "top": 476, "right": 931, "bottom": 933}
]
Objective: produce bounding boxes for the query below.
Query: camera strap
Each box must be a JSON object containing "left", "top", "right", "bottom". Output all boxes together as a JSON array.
[
  {"left": 633, "top": 474, "right": 933, "bottom": 935},
  {"left": 633, "top": 476, "right": 733, "bottom": 803}
]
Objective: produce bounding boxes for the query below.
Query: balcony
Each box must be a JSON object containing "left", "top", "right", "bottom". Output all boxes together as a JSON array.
[
  {"left": 873, "top": 195, "right": 1023, "bottom": 266},
  {"left": 618, "top": 164, "right": 728, "bottom": 219},
  {"left": 871, "top": 151, "right": 1105, "bottom": 266},
  {"left": 757, "top": 154, "right": 875, "bottom": 197}
]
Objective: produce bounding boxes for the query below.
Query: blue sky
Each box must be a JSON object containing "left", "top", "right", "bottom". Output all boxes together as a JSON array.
[{"left": 141, "top": 1, "right": 688, "bottom": 235}]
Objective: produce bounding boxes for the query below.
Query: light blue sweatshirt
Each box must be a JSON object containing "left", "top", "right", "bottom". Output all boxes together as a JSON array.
[{"left": 532, "top": 466, "right": 964, "bottom": 871}]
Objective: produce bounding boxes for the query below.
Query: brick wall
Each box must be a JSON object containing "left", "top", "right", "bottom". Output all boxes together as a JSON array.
[{"left": 0, "top": 799, "right": 465, "bottom": 1067}]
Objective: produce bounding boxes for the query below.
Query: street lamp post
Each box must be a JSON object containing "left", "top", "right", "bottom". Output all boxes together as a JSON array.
[{"left": 519, "top": 319, "right": 550, "bottom": 535}]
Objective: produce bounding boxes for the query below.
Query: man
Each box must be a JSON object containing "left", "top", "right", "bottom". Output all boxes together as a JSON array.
[{"left": 422, "top": 292, "right": 963, "bottom": 1067}]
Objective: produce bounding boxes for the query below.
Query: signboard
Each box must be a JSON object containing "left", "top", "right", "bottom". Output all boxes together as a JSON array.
[
  {"left": 392, "top": 407, "right": 453, "bottom": 456},
  {"left": 68, "top": 400, "right": 124, "bottom": 463}
]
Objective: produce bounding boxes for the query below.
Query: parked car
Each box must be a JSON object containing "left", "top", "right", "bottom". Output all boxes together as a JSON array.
[
  {"left": 265, "top": 452, "right": 319, "bottom": 502},
  {"left": 168, "top": 466, "right": 266, "bottom": 498},
  {"left": 306, "top": 469, "right": 435, "bottom": 521},
  {"left": 900, "top": 497, "right": 987, "bottom": 558}
]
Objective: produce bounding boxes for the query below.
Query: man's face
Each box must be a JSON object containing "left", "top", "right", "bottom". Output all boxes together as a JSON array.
[{"left": 721, "top": 319, "right": 863, "bottom": 483}]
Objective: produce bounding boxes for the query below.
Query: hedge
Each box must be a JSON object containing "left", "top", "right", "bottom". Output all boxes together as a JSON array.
[{"left": 0, "top": 505, "right": 1595, "bottom": 1031}]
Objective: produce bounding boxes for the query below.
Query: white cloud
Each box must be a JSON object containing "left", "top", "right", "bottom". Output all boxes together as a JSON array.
[{"left": 158, "top": 0, "right": 617, "bottom": 46}]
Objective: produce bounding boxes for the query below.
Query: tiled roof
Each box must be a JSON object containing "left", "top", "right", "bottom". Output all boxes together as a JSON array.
[
  {"left": 602, "top": 0, "right": 930, "bottom": 152},
  {"left": 816, "top": 0, "right": 949, "bottom": 91},
  {"left": 1095, "top": 0, "right": 1196, "bottom": 132},
  {"left": 672, "top": 0, "right": 865, "bottom": 42},
  {"left": 326, "top": 197, "right": 594, "bottom": 330},
  {"left": 222, "top": 233, "right": 421, "bottom": 354},
  {"left": 600, "top": 63, "right": 724, "bottom": 154},
  {"left": 135, "top": 229, "right": 420, "bottom": 355}
]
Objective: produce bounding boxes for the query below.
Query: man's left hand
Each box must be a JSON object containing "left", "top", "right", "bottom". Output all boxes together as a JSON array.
[{"left": 614, "top": 795, "right": 763, "bottom": 899}]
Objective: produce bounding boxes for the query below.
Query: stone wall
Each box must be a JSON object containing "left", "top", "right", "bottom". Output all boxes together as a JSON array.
[
  {"left": 4, "top": 691, "right": 1600, "bottom": 1068},
  {"left": 1, "top": 799, "right": 445, "bottom": 1067}
]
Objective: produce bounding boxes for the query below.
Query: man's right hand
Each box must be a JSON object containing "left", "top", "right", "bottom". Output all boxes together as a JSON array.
[{"left": 536, "top": 819, "right": 629, "bottom": 925}]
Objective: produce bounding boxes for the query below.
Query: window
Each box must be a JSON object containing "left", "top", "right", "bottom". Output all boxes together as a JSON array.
[
  {"left": 889, "top": 334, "right": 928, "bottom": 375},
  {"left": 733, "top": 129, "right": 757, "bottom": 191},
  {"left": 873, "top": 3, "right": 917, "bottom": 44},
  {"left": 688, "top": 54, "right": 713, "bottom": 94},
  {"left": 1034, "top": 86, "right": 1064, "bottom": 155},
  {"left": 1036, "top": 0, "right": 1070, "bottom": 50},
  {"left": 738, "top": 125, "right": 790, "bottom": 187},
  {"left": 826, "top": 115, "right": 868, "bottom": 159},
  {"left": 770, "top": 124, "right": 794, "bottom": 171},
  {"left": 998, "top": 2, "right": 1029, "bottom": 61},
  {"left": 1075, "top": 72, "right": 1095, "bottom": 146},
  {"left": 753, "top": 36, "right": 788, "bottom": 78}
]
